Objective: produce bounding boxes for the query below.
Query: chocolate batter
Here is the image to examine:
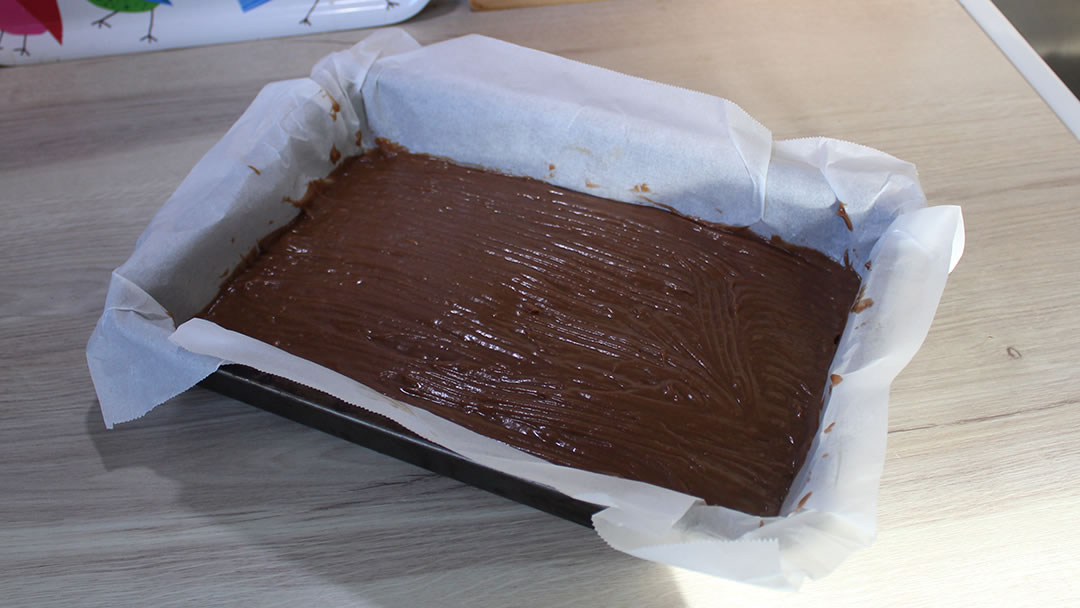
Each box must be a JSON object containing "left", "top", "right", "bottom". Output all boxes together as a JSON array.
[{"left": 201, "top": 145, "right": 860, "bottom": 516}]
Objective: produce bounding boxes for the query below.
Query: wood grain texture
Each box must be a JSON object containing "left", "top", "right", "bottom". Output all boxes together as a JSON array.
[
  {"left": 471, "top": 0, "right": 604, "bottom": 11},
  {"left": 2, "top": 0, "right": 1079, "bottom": 605}
]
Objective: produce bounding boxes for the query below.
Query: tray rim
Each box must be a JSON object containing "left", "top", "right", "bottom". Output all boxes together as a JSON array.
[{"left": 199, "top": 364, "right": 603, "bottom": 527}]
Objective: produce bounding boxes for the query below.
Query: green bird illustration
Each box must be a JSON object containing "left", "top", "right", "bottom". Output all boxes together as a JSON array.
[{"left": 89, "top": 0, "right": 170, "bottom": 43}]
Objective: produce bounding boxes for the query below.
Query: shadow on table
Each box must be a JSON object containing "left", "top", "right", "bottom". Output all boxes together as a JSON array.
[{"left": 86, "top": 390, "right": 687, "bottom": 607}]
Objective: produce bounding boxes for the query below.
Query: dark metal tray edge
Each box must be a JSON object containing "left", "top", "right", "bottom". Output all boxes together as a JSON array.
[{"left": 200, "top": 365, "right": 602, "bottom": 527}]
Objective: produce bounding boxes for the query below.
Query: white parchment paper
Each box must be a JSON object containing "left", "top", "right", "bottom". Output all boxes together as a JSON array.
[{"left": 86, "top": 29, "right": 964, "bottom": 589}]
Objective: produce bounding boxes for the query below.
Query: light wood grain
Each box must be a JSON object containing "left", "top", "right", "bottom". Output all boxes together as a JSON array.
[
  {"left": 3, "top": 0, "right": 1079, "bottom": 605},
  {"left": 471, "top": 0, "right": 604, "bottom": 11}
]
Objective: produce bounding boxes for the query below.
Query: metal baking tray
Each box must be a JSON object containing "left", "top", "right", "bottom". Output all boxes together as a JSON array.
[{"left": 200, "top": 365, "right": 602, "bottom": 527}]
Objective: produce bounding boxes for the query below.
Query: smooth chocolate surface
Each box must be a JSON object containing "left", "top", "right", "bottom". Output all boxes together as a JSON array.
[{"left": 201, "top": 145, "right": 860, "bottom": 516}]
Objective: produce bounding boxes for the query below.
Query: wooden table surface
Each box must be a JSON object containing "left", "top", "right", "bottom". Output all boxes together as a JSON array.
[{"left": 3, "top": 0, "right": 1078, "bottom": 605}]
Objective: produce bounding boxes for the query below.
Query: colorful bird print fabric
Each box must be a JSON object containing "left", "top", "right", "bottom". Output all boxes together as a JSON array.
[
  {"left": 1, "top": 0, "right": 427, "bottom": 65},
  {"left": 0, "top": 0, "right": 63, "bottom": 56},
  {"left": 88, "top": 0, "right": 171, "bottom": 43},
  {"left": 238, "top": 0, "right": 272, "bottom": 12}
]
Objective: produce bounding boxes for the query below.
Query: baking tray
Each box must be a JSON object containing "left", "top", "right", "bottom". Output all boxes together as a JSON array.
[{"left": 200, "top": 364, "right": 603, "bottom": 527}]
